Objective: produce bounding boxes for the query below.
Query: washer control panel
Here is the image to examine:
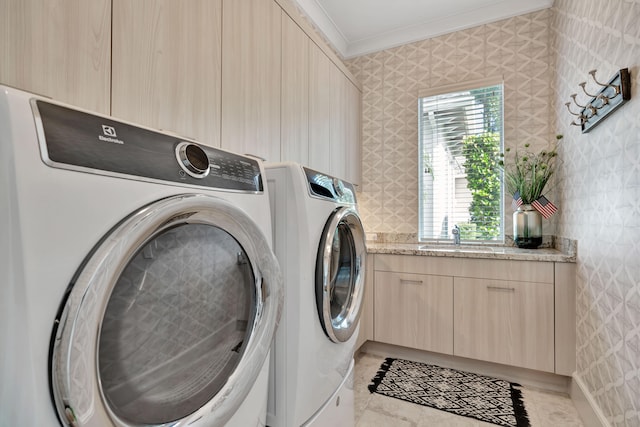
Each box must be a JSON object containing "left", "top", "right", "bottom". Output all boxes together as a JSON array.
[
  {"left": 303, "top": 166, "right": 356, "bottom": 204},
  {"left": 33, "top": 100, "right": 262, "bottom": 192}
]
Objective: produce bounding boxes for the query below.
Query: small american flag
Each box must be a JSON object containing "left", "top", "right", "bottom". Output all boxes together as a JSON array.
[
  {"left": 511, "top": 190, "right": 523, "bottom": 210},
  {"left": 532, "top": 195, "right": 557, "bottom": 219}
]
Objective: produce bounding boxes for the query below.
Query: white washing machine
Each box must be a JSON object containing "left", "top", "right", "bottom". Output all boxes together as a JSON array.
[
  {"left": 0, "top": 85, "right": 283, "bottom": 427},
  {"left": 265, "top": 163, "right": 366, "bottom": 427}
]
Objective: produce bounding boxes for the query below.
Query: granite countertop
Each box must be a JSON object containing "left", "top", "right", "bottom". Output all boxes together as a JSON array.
[{"left": 366, "top": 241, "right": 576, "bottom": 263}]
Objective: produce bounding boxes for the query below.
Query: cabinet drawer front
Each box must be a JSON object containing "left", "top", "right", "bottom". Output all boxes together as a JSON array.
[
  {"left": 374, "top": 271, "right": 453, "bottom": 354},
  {"left": 375, "top": 254, "right": 554, "bottom": 283},
  {"left": 453, "top": 277, "right": 554, "bottom": 372}
]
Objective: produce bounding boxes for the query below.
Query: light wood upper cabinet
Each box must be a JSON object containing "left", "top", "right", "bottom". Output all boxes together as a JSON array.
[
  {"left": 308, "top": 42, "right": 332, "bottom": 174},
  {"left": 281, "top": 13, "right": 309, "bottom": 164},
  {"left": 329, "top": 65, "right": 349, "bottom": 181},
  {"left": 309, "top": 43, "right": 362, "bottom": 182},
  {"left": 221, "top": 0, "right": 281, "bottom": 161},
  {"left": 0, "top": 0, "right": 111, "bottom": 113},
  {"left": 330, "top": 64, "right": 362, "bottom": 185},
  {"left": 2, "top": 0, "right": 360, "bottom": 170},
  {"left": 275, "top": 0, "right": 362, "bottom": 182},
  {"left": 111, "top": 0, "right": 222, "bottom": 147},
  {"left": 346, "top": 80, "right": 362, "bottom": 186}
]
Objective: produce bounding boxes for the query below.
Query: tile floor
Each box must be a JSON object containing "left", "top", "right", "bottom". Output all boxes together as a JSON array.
[{"left": 354, "top": 352, "right": 585, "bottom": 427}]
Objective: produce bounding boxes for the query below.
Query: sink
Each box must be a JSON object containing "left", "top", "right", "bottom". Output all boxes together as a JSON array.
[{"left": 418, "top": 245, "right": 495, "bottom": 253}]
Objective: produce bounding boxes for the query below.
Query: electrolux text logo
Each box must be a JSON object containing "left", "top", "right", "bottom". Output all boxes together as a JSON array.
[{"left": 98, "top": 124, "right": 124, "bottom": 144}]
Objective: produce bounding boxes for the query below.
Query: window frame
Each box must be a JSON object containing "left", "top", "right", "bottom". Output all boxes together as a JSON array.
[{"left": 418, "top": 77, "right": 505, "bottom": 244}]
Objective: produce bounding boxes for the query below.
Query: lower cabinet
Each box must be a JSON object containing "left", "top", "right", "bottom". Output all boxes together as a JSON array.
[
  {"left": 356, "top": 249, "right": 375, "bottom": 349},
  {"left": 369, "top": 254, "right": 574, "bottom": 375},
  {"left": 453, "top": 277, "right": 554, "bottom": 372},
  {"left": 374, "top": 271, "right": 453, "bottom": 354}
]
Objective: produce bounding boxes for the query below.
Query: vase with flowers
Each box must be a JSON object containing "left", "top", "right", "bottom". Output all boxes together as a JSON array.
[{"left": 500, "top": 135, "right": 562, "bottom": 248}]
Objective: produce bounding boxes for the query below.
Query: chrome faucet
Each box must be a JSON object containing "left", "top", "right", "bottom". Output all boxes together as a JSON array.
[{"left": 452, "top": 225, "right": 461, "bottom": 246}]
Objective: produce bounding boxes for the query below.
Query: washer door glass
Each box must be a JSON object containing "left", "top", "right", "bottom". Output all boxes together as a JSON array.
[
  {"left": 316, "top": 207, "right": 366, "bottom": 343},
  {"left": 98, "top": 223, "right": 254, "bottom": 424},
  {"left": 50, "top": 194, "right": 282, "bottom": 427}
]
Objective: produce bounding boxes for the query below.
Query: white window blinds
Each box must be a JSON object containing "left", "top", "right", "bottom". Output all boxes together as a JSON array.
[{"left": 418, "top": 83, "right": 504, "bottom": 242}]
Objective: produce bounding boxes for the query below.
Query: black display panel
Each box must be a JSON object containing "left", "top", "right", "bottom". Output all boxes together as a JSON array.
[{"left": 34, "top": 100, "right": 263, "bottom": 192}]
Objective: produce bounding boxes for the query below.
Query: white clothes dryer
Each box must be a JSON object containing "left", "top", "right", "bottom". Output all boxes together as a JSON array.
[
  {"left": 0, "top": 85, "right": 283, "bottom": 427},
  {"left": 265, "top": 163, "right": 366, "bottom": 427}
]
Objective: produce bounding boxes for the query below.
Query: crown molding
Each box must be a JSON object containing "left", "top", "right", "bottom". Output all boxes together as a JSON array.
[
  {"left": 291, "top": 0, "right": 349, "bottom": 56},
  {"left": 293, "top": 0, "right": 554, "bottom": 59}
]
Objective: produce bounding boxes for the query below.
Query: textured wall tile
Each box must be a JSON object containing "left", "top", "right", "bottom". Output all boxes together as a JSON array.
[
  {"left": 552, "top": 0, "right": 640, "bottom": 425},
  {"left": 348, "top": 9, "right": 553, "bottom": 235}
]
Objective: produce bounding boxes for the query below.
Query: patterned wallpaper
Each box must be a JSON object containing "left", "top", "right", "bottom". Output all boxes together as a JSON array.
[
  {"left": 347, "top": 1, "right": 640, "bottom": 426},
  {"left": 346, "top": 9, "right": 556, "bottom": 237},
  {"left": 552, "top": 1, "right": 639, "bottom": 426}
]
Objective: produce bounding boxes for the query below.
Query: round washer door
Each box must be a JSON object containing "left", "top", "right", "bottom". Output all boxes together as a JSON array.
[
  {"left": 315, "top": 206, "right": 366, "bottom": 343},
  {"left": 50, "top": 194, "right": 282, "bottom": 427}
]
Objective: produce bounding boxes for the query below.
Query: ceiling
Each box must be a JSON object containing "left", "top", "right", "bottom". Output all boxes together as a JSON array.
[{"left": 292, "top": 0, "right": 554, "bottom": 59}]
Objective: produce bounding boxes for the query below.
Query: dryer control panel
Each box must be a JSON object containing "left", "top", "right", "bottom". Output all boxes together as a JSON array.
[
  {"left": 303, "top": 167, "right": 356, "bottom": 205},
  {"left": 32, "top": 100, "right": 263, "bottom": 192}
]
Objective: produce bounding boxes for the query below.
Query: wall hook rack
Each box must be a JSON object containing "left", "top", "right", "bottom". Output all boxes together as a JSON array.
[{"left": 567, "top": 68, "right": 631, "bottom": 133}]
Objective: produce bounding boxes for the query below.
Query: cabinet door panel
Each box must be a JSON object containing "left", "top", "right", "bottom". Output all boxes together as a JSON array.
[
  {"left": 555, "top": 263, "right": 576, "bottom": 375},
  {"left": 308, "top": 42, "right": 362, "bottom": 181},
  {"left": 308, "top": 43, "right": 332, "bottom": 173},
  {"left": 345, "top": 80, "right": 362, "bottom": 186},
  {"left": 374, "top": 271, "right": 453, "bottom": 354},
  {"left": 375, "top": 254, "right": 554, "bottom": 284},
  {"left": 329, "top": 66, "right": 348, "bottom": 180},
  {"left": 221, "top": 0, "right": 281, "bottom": 161},
  {"left": 281, "top": 13, "right": 309, "bottom": 164},
  {"left": 112, "top": 0, "right": 222, "bottom": 147},
  {"left": 1, "top": 0, "right": 110, "bottom": 113},
  {"left": 454, "top": 277, "right": 554, "bottom": 372}
]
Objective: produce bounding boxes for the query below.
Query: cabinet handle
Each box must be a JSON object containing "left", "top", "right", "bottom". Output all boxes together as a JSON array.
[
  {"left": 486, "top": 286, "right": 515, "bottom": 292},
  {"left": 400, "top": 279, "right": 423, "bottom": 285}
]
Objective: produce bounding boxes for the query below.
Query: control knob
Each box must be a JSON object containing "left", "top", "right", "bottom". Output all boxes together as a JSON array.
[{"left": 175, "top": 142, "right": 210, "bottom": 178}]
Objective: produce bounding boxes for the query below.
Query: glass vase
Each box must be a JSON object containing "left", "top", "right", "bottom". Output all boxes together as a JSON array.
[{"left": 513, "top": 204, "right": 542, "bottom": 248}]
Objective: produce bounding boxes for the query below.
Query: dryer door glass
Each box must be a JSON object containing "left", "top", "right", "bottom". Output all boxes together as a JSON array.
[
  {"left": 98, "top": 223, "right": 254, "bottom": 424},
  {"left": 316, "top": 207, "right": 366, "bottom": 343},
  {"left": 50, "top": 195, "right": 282, "bottom": 427}
]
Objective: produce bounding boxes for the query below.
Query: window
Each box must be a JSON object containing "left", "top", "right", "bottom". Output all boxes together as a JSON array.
[{"left": 418, "top": 82, "right": 504, "bottom": 242}]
